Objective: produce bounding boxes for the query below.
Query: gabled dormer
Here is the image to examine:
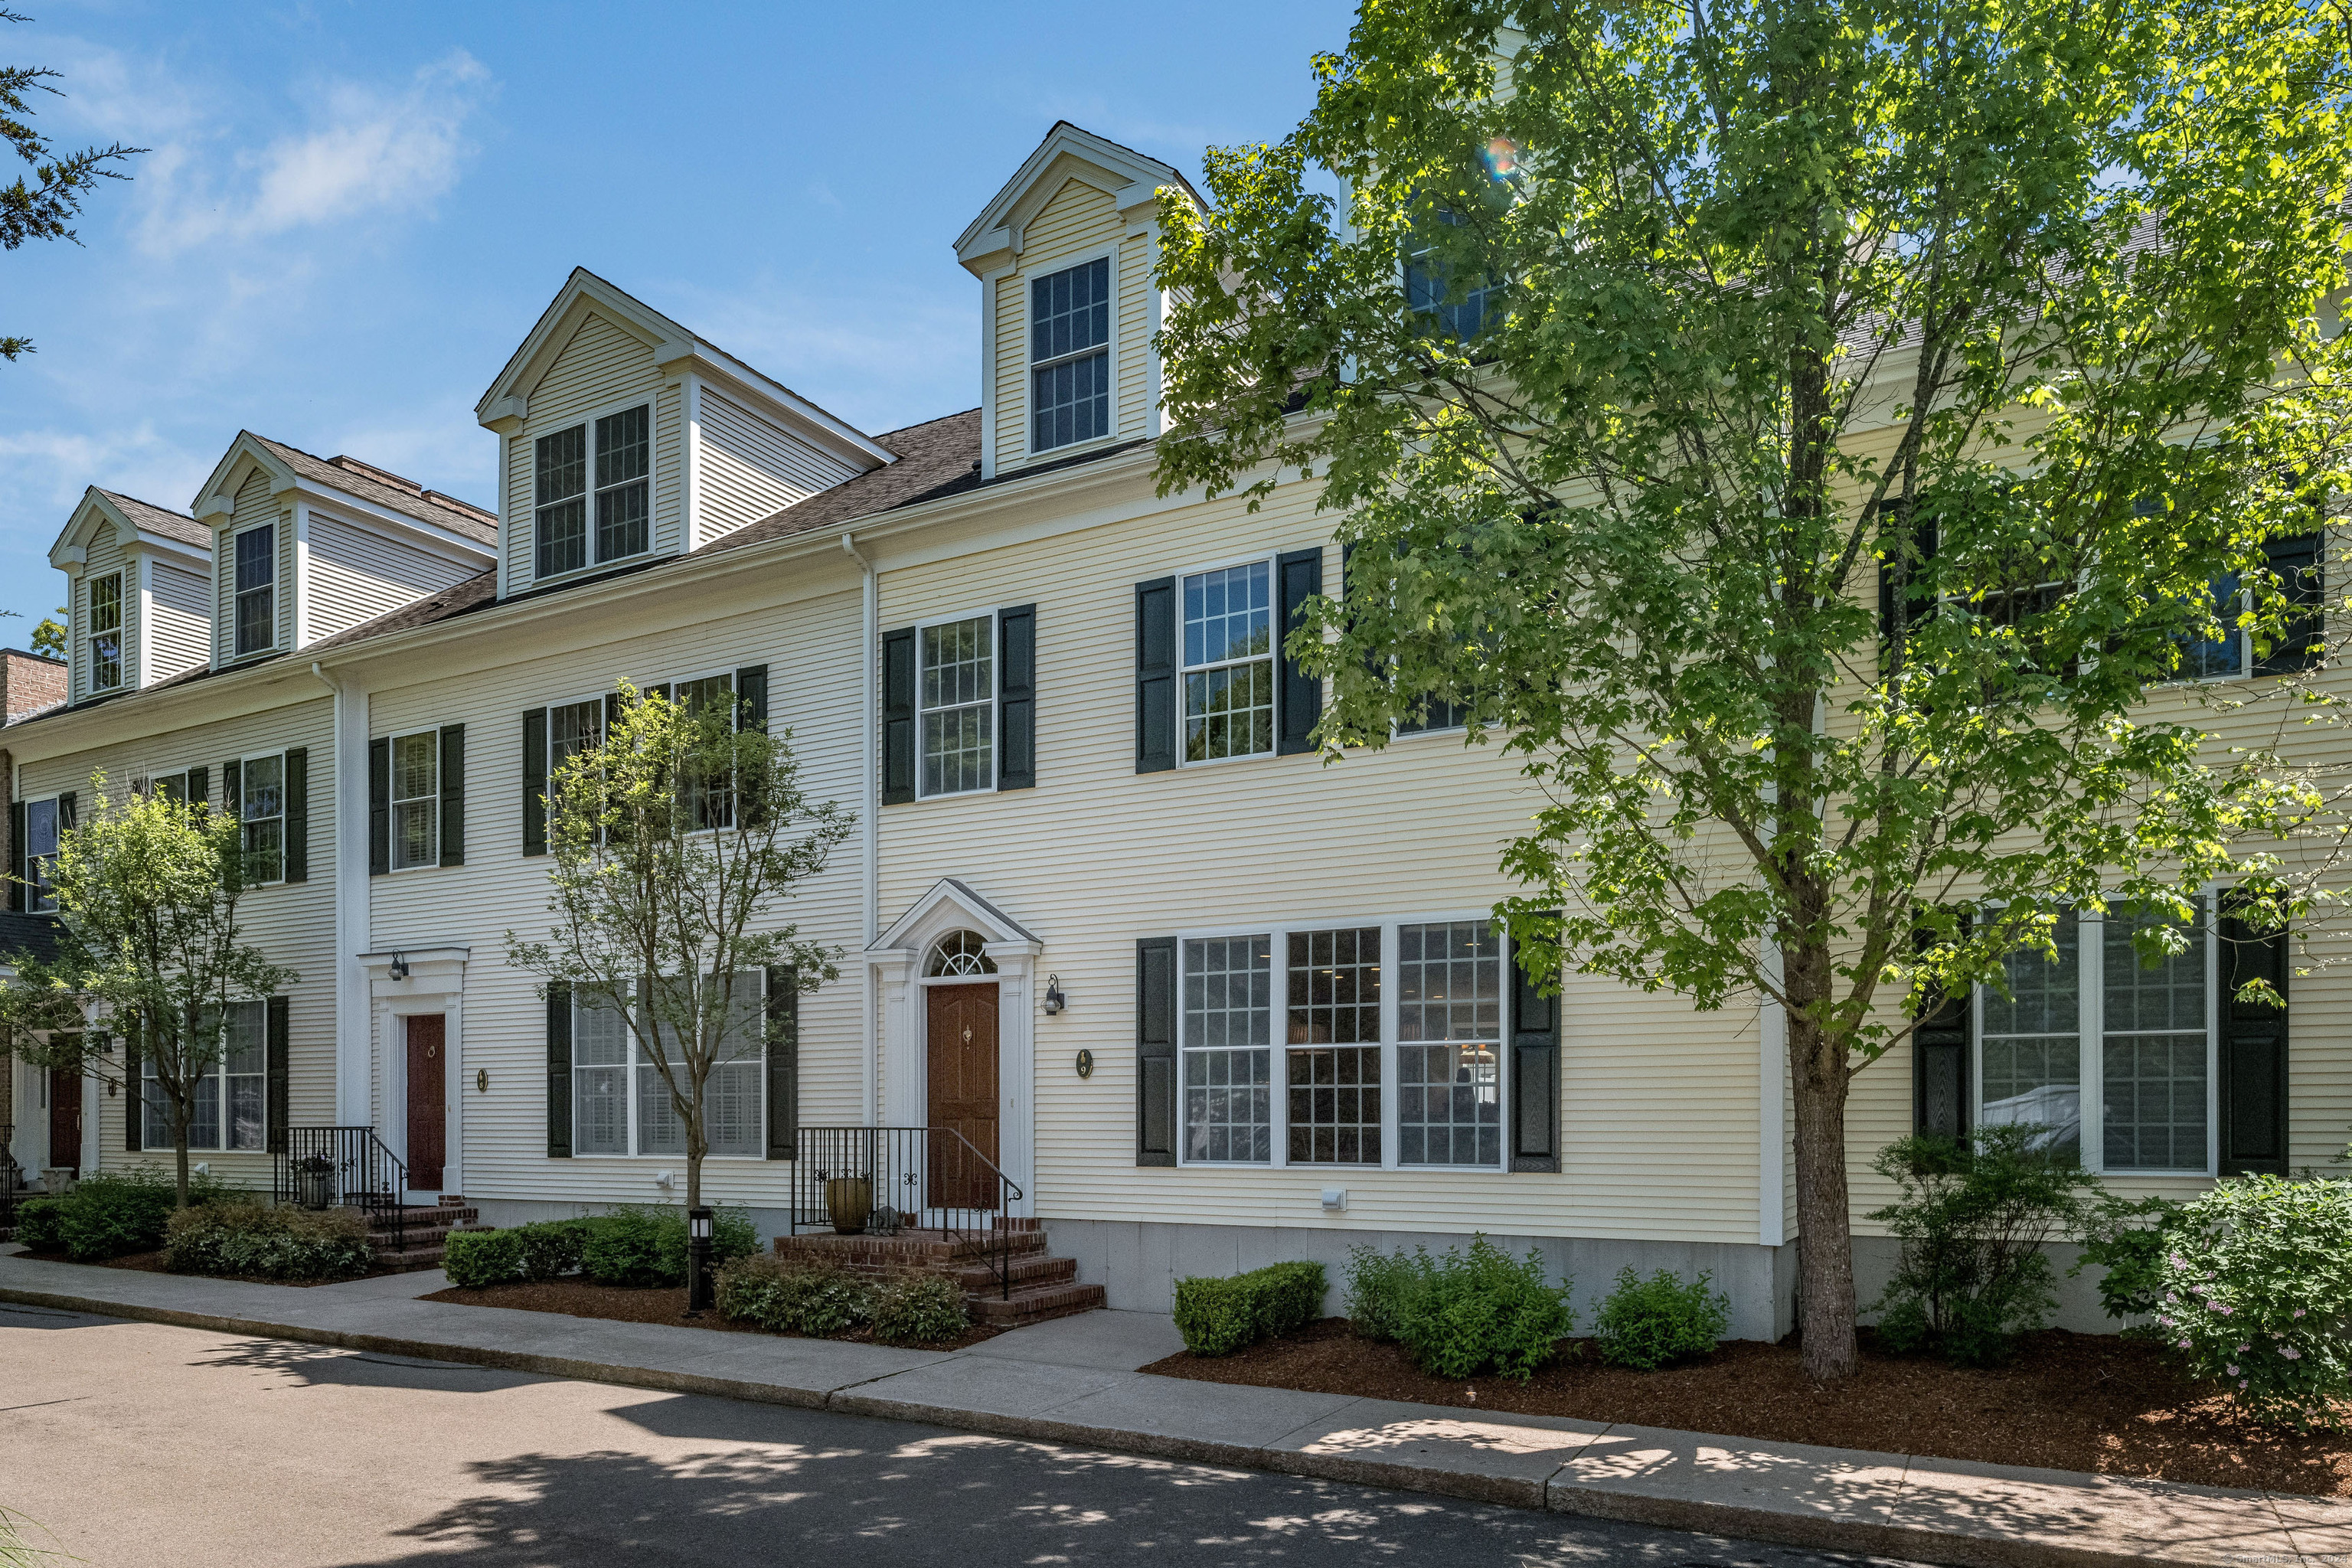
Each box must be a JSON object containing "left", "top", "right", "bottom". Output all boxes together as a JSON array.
[
  {"left": 49, "top": 488, "right": 212, "bottom": 704},
  {"left": 474, "top": 268, "right": 894, "bottom": 600},
  {"left": 190, "top": 432, "right": 498, "bottom": 669},
  {"left": 956, "top": 122, "right": 1192, "bottom": 482}
]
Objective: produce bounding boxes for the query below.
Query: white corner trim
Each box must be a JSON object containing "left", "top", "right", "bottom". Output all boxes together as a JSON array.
[
  {"left": 1757, "top": 941, "right": 1786, "bottom": 1247},
  {"left": 291, "top": 501, "right": 312, "bottom": 648}
]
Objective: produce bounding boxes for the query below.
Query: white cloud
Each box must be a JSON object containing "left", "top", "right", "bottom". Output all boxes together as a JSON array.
[{"left": 0, "top": 422, "right": 211, "bottom": 524}]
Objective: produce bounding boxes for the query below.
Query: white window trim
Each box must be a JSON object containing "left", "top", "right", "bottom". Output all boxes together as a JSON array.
[
  {"left": 1023, "top": 243, "right": 1121, "bottom": 459},
  {"left": 531, "top": 395, "right": 657, "bottom": 586},
  {"left": 1971, "top": 892, "right": 2222, "bottom": 1178},
  {"left": 655, "top": 667, "right": 742, "bottom": 835},
  {"left": 143, "top": 998, "right": 269, "bottom": 1154},
  {"left": 86, "top": 570, "right": 124, "bottom": 693},
  {"left": 568, "top": 975, "right": 768, "bottom": 1160},
  {"left": 913, "top": 609, "right": 999, "bottom": 800},
  {"left": 1173, "top": 909, "right": 1511, "bottom": 1174},
  {"left": 237, "top": 747, "right": 288, "bottom": 888},
  {"left": 1174, "top": 550, "right": 1282, "bottom": 770},
  {"left": 387, "top": 727, "right": 441, "bottom": 874},
  {"left": 230, "top": 521, "right": 278, "bottom": 659},
  {"left": 22, "top": 793, "right": 60, "bottom": 913}
]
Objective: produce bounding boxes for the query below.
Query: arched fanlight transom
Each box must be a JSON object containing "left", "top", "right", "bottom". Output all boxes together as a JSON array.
[{"left": 925, "top": 929, "right": 998, "bottom": 977}]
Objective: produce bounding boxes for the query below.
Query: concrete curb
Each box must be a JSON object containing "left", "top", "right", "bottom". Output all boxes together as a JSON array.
[{"left": 0, "top": 1279, "right": 2316, "bottom": 1568}]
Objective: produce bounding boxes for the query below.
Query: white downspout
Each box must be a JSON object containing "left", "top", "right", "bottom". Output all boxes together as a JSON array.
[
  {"left": 311, "top": 660, "right": 371, "bottom": 1129},
  {"left": 840, "top": 532, "right": 878, "bottom": 1126}
]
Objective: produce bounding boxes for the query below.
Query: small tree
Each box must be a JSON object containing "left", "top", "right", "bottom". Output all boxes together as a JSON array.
[
  {"left": 0, "top": 774, "right": 295, "bottom": 1206},
  {"left": 505, "top": 684, "right": 854, "bottom": 1212},
  {"left": 1, "top": 9, "right": 143, "bottom": 360}
]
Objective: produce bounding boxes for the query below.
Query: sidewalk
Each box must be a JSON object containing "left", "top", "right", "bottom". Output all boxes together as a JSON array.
[{"left": 2, "top": 1248, "right": 2341, "bottom": 1568}]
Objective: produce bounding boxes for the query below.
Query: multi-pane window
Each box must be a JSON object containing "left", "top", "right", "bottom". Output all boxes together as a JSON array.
[
  {"left": 548, "top": 698, "right": 603, "bottom": 791},
  {"left": 534, "top": 405, "right": 652, "bottom": 579},
  {"left": 675, "top": 674, "right": 738, "bottom": 830},
  {"left": 1182, "top": 935, "right": 1273, "bottom": 1162},
  {"left": 1405, "top": 214, "right": 1495, "bottom": 343},
  {"left": 1030, "top": 256, "right": 1111, "bottom": 452},
  {"left": 920, "top": 616, "right": 994, "bottom": 795},
  {"left": 390, "top": 731, "right": 439, "bottom": 870},
  {"left": 234, "top": 525, "right": 275, "bottom": 655},
  {"left": 23, "top": 797, "right": 57, "bottom": 913},
  {"left": 240, "top": 753, "right": 285, "bottom": 883},
  {"left": 2174, "top": 572, "right": 2247, "bottom": 680},
  {"left": 571, "top": 976, "right": 765, "bottom": 1158},
  {"left": 1181, "top": 562, "right": 1275, "bottom": 763},
  {"left": 144, "top": 999, "right": 266, "bottom": 1152},
  {"left": 1975, "top": 902, "right": 2215, "bottom": 1173},
  {"left": 87, "top": 572, "right": 122, "bottom": 691},
  {"left": 1396, "top": 920, "right": 1504, "bottom": 1166},
  {"left": 1285, "top": 928, "right": 1382, "bottom": 1165}
]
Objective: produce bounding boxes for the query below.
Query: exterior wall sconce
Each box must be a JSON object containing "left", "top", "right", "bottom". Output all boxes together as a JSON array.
[
  {"left": 388, "top": 952, "right": 409, "bottom": 981},
  {"left": 1044, "top": 975, "right": 1066, "bottom": 1014}
]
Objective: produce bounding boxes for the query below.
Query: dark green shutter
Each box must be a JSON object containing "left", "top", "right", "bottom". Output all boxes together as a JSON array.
[
  {"left": 8, "top": 801, "right": 22, "bottom": 913},
  {"left": 1135, "top": 936, "right": 1177, "bottom": 1165},
  {"left": 521, "top": 708, "right": 547, "bottom": 858},
  {"left": 2220, "top": 906, "right": 2291, "bottom": 1175},
  {"left": 998, "top": 604, "right": 1036, "bottom": 790},
  {"left": 735, "top": 665, "right": 769, "bottom": 733},
  {"left": 1508, "top": 926, "right": 1562, "bottom": 1172},
  {"left": 439, "top": 724, "right": 465, "bottom": 866},
  {"left": 122, "top": 1014, "right": 141, "bottom": 1152},
  {"left": 882, "top": 628, "right": 916, "bottom": 804},
  {"left": 1275, "top": 547, "right": 1324, "bottom": 755},
  {"left": 764, "top": 965, "right": 799, "bottom": 1161},
  {"left": 2256, "top": 532, "right": 2324, "bottom": 677},
  {"left": 546, "top": 983, "right": 572, "bottom": 1158},
  {"left": 282, "top": 748, "right": 308, "bottom": 883},
  {"left": 1877, "top": 500, "right": 1939, "bottom": 655},
  {"left": 368, "top": 738, "right": 390, "bottom": 875},
  {"left": 185, "top": 766, "right": 207, "bottom": 810},
  {"left": 57, "top": 790, "right": 75, "bottom": 831},
  {"left": 1135, "top": 577, "right": 1177, "bottom": 773},
  {"left": 222, "top": 760, "right": 241, "bottom": 820},
  {"left": 266, "top": 995, "right": 289, "bottom": 1155}
]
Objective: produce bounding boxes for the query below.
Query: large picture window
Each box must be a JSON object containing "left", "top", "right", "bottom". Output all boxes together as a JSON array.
[
  {"left": 144, "top": 999, "right": 266, "bottom": 1152},
  {"left": 919, "top": 615, "right": 994, "bottom": 796},
  {"left": 1976, "top": 902, "right": 2214, "bottom": 1173},
  {"left": 1396, "top": 920, "right": 1504, "bottom": 1166},
  {"left": 570, "top": 976, "right": 766, "bottom": 1158},
  {"left": 1030, "top": 256, "right": 1111, "bottom": 452},
  {"left": 1181, "top": 561, "right": 1274, "bottom": 763},
  {"left": 87, "top": 571, "right": 122, "bottom": 691},
  {"left": 535, "top": 404, "right": 651, "bottom": 579},
  {"left": 234, "top": 525, "right": 275, "bottom": 655}
]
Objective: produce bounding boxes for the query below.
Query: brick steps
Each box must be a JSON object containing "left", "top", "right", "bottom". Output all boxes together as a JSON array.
[
  {"left": 773, "top": 1220, "right": 1102, "bottom": 1328},
  {"left": 361, "top": 1200, "right": 481, "bottom": 1272}
]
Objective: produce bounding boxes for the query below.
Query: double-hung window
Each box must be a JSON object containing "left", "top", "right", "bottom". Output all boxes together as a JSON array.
[
  {"left": 144, "top": 999, "right": 266, "bottom": 1152},
  {"left": 570, "top": 975, "right": 766, "bottom": 1158},
  {"left": 234, "top": 525, "right": 274, "bottom": 656},
  {"left": 919, "top": 616, "right": 994, "bottom": 795},
  {"left": 240, "top": 753, "right": 284, "bottom": 883},
  {"left": 1181, "top": 916, "right": 1508, "bottom": 1169},
  {"left": 1977, "top": 903, "right": 2214, "bottom": 1172},
  {"left": 1405, "top": 213, "right": 1496, "bottom": 344},
  {"left": 23, "top": 797, "right": 57, "bottom": 913},
  {"left": 674, "top": 673, "right": 738, "bottom": 830},
  {"left": 1030, "top": 256, "right": 1111, "bottom": 452},
  {"left": 534, "top": 404, "right": 651, "bottom": 579},
  {"left": 87, "top": 572, "right": 122, "bottom": 691},
  {"left": 1181, "top": 561, "right": 1275, "bottom": 763},
  {"left": 390, "top": 730, "right": 439, "bottom": 870}
]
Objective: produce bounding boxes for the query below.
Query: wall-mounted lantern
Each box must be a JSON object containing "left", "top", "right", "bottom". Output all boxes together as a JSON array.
[
  {"left": 1044, "top": 974, "right": 1067, "bottom": 1014},
  {"left": 388, "top": 952, "right": 410, "bottom": 981}
]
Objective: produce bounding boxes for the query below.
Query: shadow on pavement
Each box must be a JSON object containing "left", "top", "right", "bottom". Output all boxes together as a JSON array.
[{"left": 195, "top": 1338, "right": 545, "bottom": 1393}]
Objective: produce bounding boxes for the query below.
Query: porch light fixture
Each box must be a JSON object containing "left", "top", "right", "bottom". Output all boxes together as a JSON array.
[
  {"left": 1043, "top": 975, "right": 1066, "bottom": 1014},
  {"left": 685, "top": 1206, "right": 714, "bottom": 1317},
  {"left": 388, "top": 952, "right": 409, "bottom": 981}
]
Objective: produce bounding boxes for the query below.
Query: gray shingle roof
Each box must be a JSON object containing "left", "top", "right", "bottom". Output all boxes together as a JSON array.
[
  {"left": 249, "top": 433, "right": 496, "bottom": 543},
  {"left": 98, "top": 489, "right": 207, "bottom": 548},
  {"left": 701, "top": 409, "right": 986, "bottom": 554},
  {"left": 0, "top": 911, "right": 63, "bottom": 965}
]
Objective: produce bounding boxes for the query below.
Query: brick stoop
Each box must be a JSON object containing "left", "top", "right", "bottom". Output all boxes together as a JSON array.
[
  {"left": 364, "top": 1199, "right": 481, "bottom": 1272},
  {"left": 773, "top": 1221, "right": 1105, "bottom": 1328}
]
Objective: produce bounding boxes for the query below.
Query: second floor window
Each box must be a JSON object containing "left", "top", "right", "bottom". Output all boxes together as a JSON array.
[
  {"left": 1031, "top": 256, "right": 1111, "bottom": 452},
  {"left": 24, "top": 797, "right": 57, "bottom": 913},
  {"left": 391, "top": 730, "right": 439, "bottom": 870},
  {"left": 1182, "top": 561, "right": 1275, "bottom": 763},
  {"left": 240, "top": 753, "right": 284, "bottom": 883},
  {"left": 234, "top": 525, "right": 274, "bottom": 655},
  {"left": 535, "top": 405, "right": 652, "bottom": 579},
  {"left": 87, "top": 572, "right": 122, "bottom": 691},
  {"left": 920, "top": 616, "right": 994, "bottom": 795}
]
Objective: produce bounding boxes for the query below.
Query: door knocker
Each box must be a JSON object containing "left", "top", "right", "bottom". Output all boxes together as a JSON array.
[
  {"left": 424, "top": 1043, "right": 438, "bottom": 1060},
  {"left": 962, "top": 1026, "right": 973, "bottom": 1044}
]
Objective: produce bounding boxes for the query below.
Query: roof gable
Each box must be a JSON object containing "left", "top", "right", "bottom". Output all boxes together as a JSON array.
[
  {"left": 50, "top": 486, "right": 207, "bottom": 569},
  {"left": 190, "top": 430, "right": 496, "bottom": 549},
  {"left": 955, "top": 122, "right": 1191, "bottom": 271}
]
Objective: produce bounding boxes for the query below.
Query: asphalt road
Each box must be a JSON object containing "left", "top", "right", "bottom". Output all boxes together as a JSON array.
[{"left": 0, "top": 1302, "right": 1921, "bottom": 1568}]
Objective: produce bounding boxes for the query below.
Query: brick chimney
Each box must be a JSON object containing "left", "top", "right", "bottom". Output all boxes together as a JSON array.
[{"left": 0, "top": 648, "right": 67, "bottom": 723}]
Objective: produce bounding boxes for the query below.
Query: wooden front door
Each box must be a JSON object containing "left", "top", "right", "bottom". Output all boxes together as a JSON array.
[
  {"left": 406, "top": 1014, "right": 446, "bottom": 1192},
  {"left": 925, "top": 984, "right": 999, "bottom": 1210},
  {"left": 47, "top": 1068, "right": 79, "bottom": 1174}
]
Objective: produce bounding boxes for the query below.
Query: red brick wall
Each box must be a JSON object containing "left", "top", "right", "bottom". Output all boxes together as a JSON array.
[{"left": 1, "top": 650, "right": 67, "bottom": 720}]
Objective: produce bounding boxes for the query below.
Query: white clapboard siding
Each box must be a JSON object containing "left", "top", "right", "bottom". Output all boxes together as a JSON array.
[
  {"left": 695, "top": 387, "right": 861, "bottom": 545},
  {"left": 216, "top": 469, "right": 288, "bottom": 666},
  {"left": 501, "top": 311, "right": 675, "bottom": 594},
  {"left": 147, "top": 560, "right": 211, "bottom": 685},
  {"left": 23, "top": 696, "right": 338, "bottom": 1191},
  {"left": 995, "top": 178, "right": 1122, "bottom": 475},
  {"left": 306, "top": 514, "right": 479, "bottom": 642}
]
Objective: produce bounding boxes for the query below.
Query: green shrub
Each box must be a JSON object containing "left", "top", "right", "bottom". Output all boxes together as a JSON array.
[
  {"left": 23, "top": 1167, "right": 237, "bottom": 1261},
  {"left": 1393, "top": 1236, "right": 1574, "bottom": 1382},
  {"left": 870, "top": 1275, "right": 969, "bottom": 1345},
  {"left": 1344, "top": 1245, "right": 1418, "bottom": 1342},
  {"left": 1866, "top": 1126, "right": 2100, "bottom": 1365},
  {"left": 1173, "top": 1260, "right": 1329, "bottom": 1357},
  {"left": 2073, "top": 1193, "right": 2190, "bottom": 1321},
  {"left": 162, "top": 1203, "right": 372, "bottom": 1282},
  {"left": 517, "top": 1219, "right": 593, "bottom": 1282},
  {"left": 715, "top": 1253, "right": 874, "bottom": 1336},
  {"left": 1593, "top": 1268, "right": 1731, "bottom": 1370},
  {"left": 442, "top": 1227, "right": 526, "bottom": 1289},
  {"left": 578, "top": 1206, "right": 758, "bottom": 1288},
  {"left": 12, "top": 1197, "right": 64, "bottom": 1252},
  {"left": 2153, "top": 1175, "right": 2352, "bottom": 1427}
]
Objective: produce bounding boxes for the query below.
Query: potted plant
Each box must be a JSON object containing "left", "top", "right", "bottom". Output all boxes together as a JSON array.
[
  {"left": 292, "top": 1152, "right": 337, "bottom": 1210},
  {"left": 823, "top": 1168, "right": 873, "bottom": 1235}
]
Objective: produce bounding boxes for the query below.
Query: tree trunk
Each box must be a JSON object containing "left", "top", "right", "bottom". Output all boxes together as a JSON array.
[
  {"left": 1788, "top": 1011, "right": 1860, "bottom": 1381},
  {"left": 172, "top": 1098, "right": 191, "bottom": 1210}
]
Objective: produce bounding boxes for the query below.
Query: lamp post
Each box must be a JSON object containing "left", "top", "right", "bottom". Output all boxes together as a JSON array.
[{"left": 685, "top": 1206, "right": 714, "bottom": 1317}]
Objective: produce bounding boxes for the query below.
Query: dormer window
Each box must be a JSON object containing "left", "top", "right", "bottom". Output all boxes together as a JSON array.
[
  {"left": 87, "top": 571, "right": 122, "bottom": 691},
  {"left": 1031, "top": 257, "right": 1111, "bottom": 452},
  {"left": 535, "top": 403, "right": 651, "bottom": 578},
  {"left": 235, "top": 524, "right": 275, "bottom": 655}
]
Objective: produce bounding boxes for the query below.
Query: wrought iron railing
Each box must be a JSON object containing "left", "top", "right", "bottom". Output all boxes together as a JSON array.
[
  {"left": 273, "top": 1125, "right": 408, "bottom": 1255},
  {"left": 790, "top": 1126, "right": 1026, "bottom": 1298}
]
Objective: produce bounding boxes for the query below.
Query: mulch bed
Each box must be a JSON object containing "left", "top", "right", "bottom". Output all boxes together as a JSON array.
[
  {"left": 420, "top": 1276, "right": 1007, "bottom": 1351},
  {"left": 10, "top": 1247, "right": 375, "bottom": 1288},
  {"left": 1139, "top": 1318, "right": 2352, "bottom": 1498}
]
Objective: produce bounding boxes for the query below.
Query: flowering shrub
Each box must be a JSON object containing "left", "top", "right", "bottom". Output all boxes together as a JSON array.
[{"left": 2154, "top": 1176, "right": 2352, "bottom": 1427}]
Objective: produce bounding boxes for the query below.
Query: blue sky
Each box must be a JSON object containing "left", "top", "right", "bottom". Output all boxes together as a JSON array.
[{"left": 0, "top": 1, "right": 1356, "bottom": 640}]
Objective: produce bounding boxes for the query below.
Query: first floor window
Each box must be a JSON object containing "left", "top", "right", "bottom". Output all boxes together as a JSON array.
[
  {"left": 919, "top": 615, "right": 994, "bottom": 795},
  {"left": 1396, "top": 920, "right": 1504, "bottom": 1166},
  {"left": 240, "top": 753, "right": 284, "bottom": 883},
  {"left": 24, "top": 797, "right": 57, "bottom": 912},
  {"left": 1182, "top": 934, "right": 1272, "bottom": 1162},
  {"left": 391, "top": 730, "right": 439, "bottom": 869},
  {"left": 1181, "top": 561, "right": 1275, "bottom": 763},
  {"left": 87, "top": 572, "right": 122, "bottom": 691},
  {"left": 144, "top": 1000, "right": 266, "bottom": 1151},
  {"left": 1285, "top": 927, "right": 1382, "bottom": 1165},
  {"left": 571, "top": 974, "right": 766, "bottom": 1158},
  {"left": 1977, "top": 902, "right": 2212, "bottom": 1173}
]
